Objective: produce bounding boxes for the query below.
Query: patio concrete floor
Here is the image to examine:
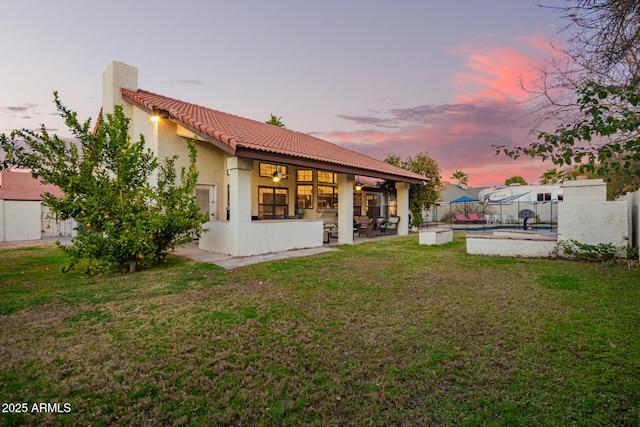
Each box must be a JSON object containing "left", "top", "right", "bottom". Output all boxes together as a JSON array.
[
  {"left": 173, "top": 232, "right": 401, "bottom": 269},
  {"left": 171, "top": 243, "right": 337, "bottom": 269}
]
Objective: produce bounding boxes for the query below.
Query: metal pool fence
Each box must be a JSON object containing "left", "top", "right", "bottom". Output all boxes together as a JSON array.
[{"left": 429, "top": 201, "right": 560, "bottom": 232}]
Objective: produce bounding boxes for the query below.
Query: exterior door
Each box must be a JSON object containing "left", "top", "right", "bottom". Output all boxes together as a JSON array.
[{"left": 196, "top": 185, "right": 216, "bottom": 220}]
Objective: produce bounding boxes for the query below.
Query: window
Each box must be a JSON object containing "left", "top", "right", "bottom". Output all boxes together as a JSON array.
[
  {"left": 353, "top": 192, "right": 362, "bottom": 215},
  {"left": 537, "top": 193, "right": 552, "bottom": 202},
  {"left": 366, "top": 194, "right": 381, "bottom": 217},
  {"left": 259, "top": 187, "right": 288, "bottom": 219},
  {"left": 297, "top": 169, "right": 313, "bottom": 182},
  {"left": 297, "top": 185, "right": 313, "bottom": 209},
  {"left": 318, "top": 170, "right": 337, "bottom": 183},
  {"left": 317, "top": 185, "right": 338, "bottom": 209},
  {"left": 259, "top": 163, "right": 288, "bottom": 179},
  {"left": 558, "top": 194, "right": 563, "bottom": 201}
]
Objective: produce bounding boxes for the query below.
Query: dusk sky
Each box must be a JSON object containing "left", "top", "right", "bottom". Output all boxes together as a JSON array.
[{"left": 0, "top": 0, "right": 570, "bottom": 187}]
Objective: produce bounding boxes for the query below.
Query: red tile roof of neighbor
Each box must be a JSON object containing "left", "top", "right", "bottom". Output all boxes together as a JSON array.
[
  {"left": 121, "top": 89, "right": 426, "bottom": 184},
  {"left": 0, "top": 170, "right": 64, "bottom": 201}
]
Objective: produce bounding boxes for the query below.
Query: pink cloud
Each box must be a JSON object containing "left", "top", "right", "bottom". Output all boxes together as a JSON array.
[
  {"left": 450, "top": 47, "right": 542, "bottom": 103},
  {"left": 315, "top": 31, "right": 565, "bottom": 187}
]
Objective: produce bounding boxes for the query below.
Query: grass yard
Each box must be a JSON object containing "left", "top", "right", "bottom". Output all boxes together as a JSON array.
[{"left": 1, "top": 235, "right": 639, "bottom": 426}]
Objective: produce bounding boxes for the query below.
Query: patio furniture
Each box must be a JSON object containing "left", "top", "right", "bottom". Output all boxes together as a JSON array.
[
  {"left": 381, "top": 217, "right": 400, "bottom": 234},
  {"left": 357, "top": 217, "right": 376, "bottom": 237},
  {"left": 484, "top": 214, "right": 494, "bottom": 224},
  {"left": 454, "top": 214, "right": 469, "bottom": 223},
  {"left": 323, "top": 222, "right": 338, "bottom": 243},
  {"left": 467, "top": 213, "right": 484, "bottom": 223}
]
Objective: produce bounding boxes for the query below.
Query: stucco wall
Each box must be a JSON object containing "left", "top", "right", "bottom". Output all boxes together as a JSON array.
[
  {"left": 199, "top": 219, "right": 324, "bottom": 256},
  {"left": 1, "top": 200, "right": 42, "bottom": 242},
  {"left": 562, "top": 178, "right": 607, "bottom": 202},
  {"left": 466, "top": 234, "right": 557, "bottom": 257},
  {"left": 558, "top": 202, "right": 628, "bottom": 247},
  {"left": 556, "top": 178, "right": 628, "bottom": 248},
  {"left": 618, "top": 189, "right": 640, "bottom": 248}
]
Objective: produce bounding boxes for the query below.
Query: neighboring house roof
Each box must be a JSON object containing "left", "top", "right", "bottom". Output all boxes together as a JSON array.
[
  {"left": 0, "top": 170, "right": 64, "bottom": 201},
  {"left": 121, "top": 89, "right": 425, "bottom": 184},
  {"left": 438, "top": 183, "right": 484, "bottom": 203}
]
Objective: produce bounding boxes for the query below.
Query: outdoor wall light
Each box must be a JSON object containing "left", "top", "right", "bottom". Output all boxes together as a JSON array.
[
  {"left": 272, "top": 168, "right": 283, "bottom": 183},
  {"left": 151, "top": 108, "right": 170, "bottom": 122},
  {"left": 354, "top": 176, "right": 362, "bottom": 191}
]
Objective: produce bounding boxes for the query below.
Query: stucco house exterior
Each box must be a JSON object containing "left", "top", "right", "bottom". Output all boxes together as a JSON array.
[
  {"left": 103, "top": 61, "right": 425, "bottom": 256},
  {"left": 0, "top": 170, "right": 66, "bottom": 242}
]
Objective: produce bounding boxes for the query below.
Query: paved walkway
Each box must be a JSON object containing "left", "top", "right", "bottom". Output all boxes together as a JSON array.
[{"left": 171, "top": 243, "right": 336, "bottom": 269}]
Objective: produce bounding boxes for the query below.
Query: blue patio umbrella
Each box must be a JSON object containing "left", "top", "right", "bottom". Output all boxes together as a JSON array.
[
  {"left": 450, "top": 196, "right": 480, "bottom": 225},
  {"left": 451, "top": 196, "right": 479, "bottom": 203}
]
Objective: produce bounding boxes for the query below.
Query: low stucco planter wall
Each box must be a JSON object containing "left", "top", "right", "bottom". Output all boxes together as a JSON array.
[
  {"left": 466, "top": 232, "right": 557, "bottom": 258},
  {"left": 199, "top": 219, "right": 324, "bottom": 257},
  {"left": 419, "top": 228, "right": 453, "bottom": 245}
]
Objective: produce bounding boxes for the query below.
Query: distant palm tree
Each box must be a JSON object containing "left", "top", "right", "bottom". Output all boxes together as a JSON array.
[
  {"left": 266, "top": 114, "right": 285, "bottom": 127},
  {"left": 451, "top": 170, "right": 469, "bottom": 187}
]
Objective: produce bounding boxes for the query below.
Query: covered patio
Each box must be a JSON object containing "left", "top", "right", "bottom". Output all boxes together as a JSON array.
[{"left": 198, "top": 156, "right": 422, "bottom": 256}]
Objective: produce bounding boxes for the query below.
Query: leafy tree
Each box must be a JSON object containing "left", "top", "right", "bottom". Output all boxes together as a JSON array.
[
  {"left": 451, "top": 170, "right": 469, "bottom": 187},
  {"left": 266, "top": 114, "right": 285, "bottom": 127},
  {"left": 538, "top": 0, "right": 640, "bottom": 84},
  {"left": 520, "top": 1, "right": 640, "bottom": 154},
  {"left": 540, "top": 168, "right": 565, "bottom": 184},
  {"left": 497, "top": 80, "right": 640, "bottom": 195},
  {"left": 505, "top": 176, "right": 528, "bottom": 186},
  {"left": 380, "top": 152, "right": 442, "bottom": 227},
  {"left": 0, "top": 93, "right": 207, "bottom": 274}
]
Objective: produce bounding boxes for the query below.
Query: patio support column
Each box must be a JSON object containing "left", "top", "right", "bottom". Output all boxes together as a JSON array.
[
  {"left": 396, "top": 182, "right": 410, "bottom": 236},
  {"left": 227, "top": 157, "right": 253, "bottom": 254},
  {"left": 337, "top": 173, "right": 355, "bottom": 245}
]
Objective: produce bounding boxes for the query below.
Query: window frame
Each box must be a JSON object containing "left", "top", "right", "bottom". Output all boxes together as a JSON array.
[
  {"left": 317, "top": 170, "right": 337, "bottom": 184},
  {"left": 258, "top": 186, "right": 289, "bottom": 219},
  {"left": 317, "top": 185, "right": 338, "bottom": 209},
  {"left": 537, "top": 192, "right": 552, "bottom": 202},
  {"left": 259, "top": 163, "right": 288, "bottom": 180},
  {"left": 296, "top": 169, "right": 313, "bottom": 182},
  {"left": 296, "top": 184, "right": 314, "bottom": 209}
]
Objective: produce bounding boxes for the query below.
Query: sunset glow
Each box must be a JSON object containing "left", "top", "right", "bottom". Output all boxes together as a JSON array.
[{"left": 0, "top": 1, "right": 568, "bottom": 188}]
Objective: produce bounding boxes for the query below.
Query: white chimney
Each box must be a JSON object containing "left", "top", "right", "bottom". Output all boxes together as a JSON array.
[{"left": 102, "top": 61, "right": 138, "bottom": 117}]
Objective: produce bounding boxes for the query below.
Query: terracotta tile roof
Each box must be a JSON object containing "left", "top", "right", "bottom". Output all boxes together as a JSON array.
[
  {"left": 121, "top": 89, "right": 426, "bottom": 183},
  {"left": 0, "top": 170, "right": 64, "bottom": 201}
]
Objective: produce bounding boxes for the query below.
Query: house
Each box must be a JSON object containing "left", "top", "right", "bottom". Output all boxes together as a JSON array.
[
  {"left": 0, "top": 169, "right": 67, "bottom": 242},
  {"left": 102, "top": 61, "right": 425, "bottom": 256}
]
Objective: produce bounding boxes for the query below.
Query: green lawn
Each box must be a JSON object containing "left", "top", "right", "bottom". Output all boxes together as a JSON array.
[{"left": 1, "top": 236, "right": 639, "bottom": 426}]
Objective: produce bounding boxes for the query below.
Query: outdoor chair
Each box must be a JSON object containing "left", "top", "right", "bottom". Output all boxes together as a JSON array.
[
  {"left": 484, "top": 214, "right": 494, "bottom": 224},
  {"left": 381, "top": 217, "right": 400, "bottom": 234},
  {"left": 454, "top": 214, "right": 469, "bottom": 223},
  {"left": 467, "top": 213, "right": 484, "bottom": 223},
  {"left": 357, "top": 217, "right": 375, "bottom": 237}
]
